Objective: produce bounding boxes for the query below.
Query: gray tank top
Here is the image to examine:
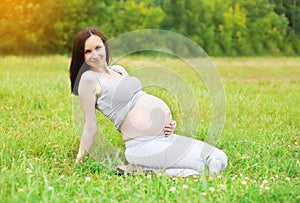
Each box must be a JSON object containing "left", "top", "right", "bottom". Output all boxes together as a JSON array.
[{"left": 96, "top": 66, "right": 145, "bottom": 131}]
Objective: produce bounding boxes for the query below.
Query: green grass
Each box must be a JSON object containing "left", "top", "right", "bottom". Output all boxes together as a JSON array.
[{"left": 0, "top": 55, "right": 299, "bottom": 202}]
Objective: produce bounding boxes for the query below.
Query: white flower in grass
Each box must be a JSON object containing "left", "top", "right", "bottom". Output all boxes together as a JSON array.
[
  {"left": 219, "top": 184, "right": 226, "bottom": 190},
  {"left": 208, "top": 187, "right": 215, "bottom": 192},
  {"left": 182, "top": 184, "right": 188, "bottom": 189},
  {"left": 285, "top": 177, "right": 290, "bottom": 181},
  {"left": 26, "top": 169, "right": 33, "bottom": 174},
  {"left": 260, "top": 184, "right": 271, "bottom": 191},
  {"left": 169, "top": 187, "right": 176, "bottom": 192},
  {"left": 244, "top": 177, "right": 249, "bottom": 181},
  {"left": 274, "top": 175, "right": 278, "bottom": 179},
  {"left": 262, "top": 180, "right": 268, "bottom": 185},
  {"left": 288, "top": 144, "right": 291, "bottom": 148},
  {"left": 48, "top": 186, "right": 54, "bottom": 191},
  {"left": 85, "top": 177, "right": 91, "bottom": 182},
  {"left": 241, "top": 180, "right": 247, "bottom": 185},
  {"left": 18, "top": 188, "right": 24, "bottom": 192},
  {"left": 146, "top": 174, "right": 152, "bottom": 179},
  {"left": 241, "top": 155, "right": 250, "bottom": 159},
  {"left": 201, "top": 192, "right": 207, "bottom": 196},
  {"left": 231, "top": 177, "right": 236, "bottom": 181}
]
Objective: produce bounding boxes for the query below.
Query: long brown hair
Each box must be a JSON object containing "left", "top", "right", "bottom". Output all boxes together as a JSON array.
[{"left": 69, "top": 27, "right": 110, "bottom": 95}]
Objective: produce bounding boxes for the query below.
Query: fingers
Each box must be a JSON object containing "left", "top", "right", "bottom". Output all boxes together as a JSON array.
[
  {"left": 164, "top": 126, "right": 173, "bottom": 135},
  {"left": 164, "top": 120, "right": 177, "bottom": 136},
  {"left": 170, "top": 120, "right": 177, "bottom": 128},
  {"left": 76, "top": 155, "right": 84, "bottom": 164},
  {"left": 165, "top": 120, "right": 176, "bottom": 128},
  {"left": 76, "top": 146, "right": 87, "bottom": 164}
]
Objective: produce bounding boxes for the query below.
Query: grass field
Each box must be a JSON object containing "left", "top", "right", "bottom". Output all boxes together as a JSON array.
[{"left": 0, "top": 56, "right": 299, "bottom": 202}]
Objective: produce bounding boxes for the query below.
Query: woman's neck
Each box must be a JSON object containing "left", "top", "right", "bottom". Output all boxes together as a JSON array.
[{"left": 90, "top": 63, "right": 109, "bottom": 74}]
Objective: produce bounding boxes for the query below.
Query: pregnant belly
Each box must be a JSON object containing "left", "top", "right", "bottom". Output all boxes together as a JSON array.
[{"left": 120, "top": 94, "right": 172, "bottom": 141}]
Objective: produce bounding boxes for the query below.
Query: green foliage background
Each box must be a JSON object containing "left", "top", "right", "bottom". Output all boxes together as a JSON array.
[{"left": 0, "top": 0, "right": 299, "bottom": 56}]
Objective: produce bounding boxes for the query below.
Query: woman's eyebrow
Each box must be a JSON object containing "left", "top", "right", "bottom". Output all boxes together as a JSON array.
[{"left": 85, "top": 43, "right": 103, "bottom": 51}]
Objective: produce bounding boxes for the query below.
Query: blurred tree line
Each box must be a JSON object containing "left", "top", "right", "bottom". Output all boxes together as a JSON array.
[{"left": 0, "top": 0, "right": 299, "bottom": 56}]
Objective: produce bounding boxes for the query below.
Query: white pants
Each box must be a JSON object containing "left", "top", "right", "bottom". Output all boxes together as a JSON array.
[{"left": 125, "top": 134, "right": 227, "bottom": 177}]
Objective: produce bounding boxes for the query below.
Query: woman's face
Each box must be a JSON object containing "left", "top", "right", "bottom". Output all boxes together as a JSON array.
[{"left": 84, "top": 35, "right": 106, "bottom": 69}]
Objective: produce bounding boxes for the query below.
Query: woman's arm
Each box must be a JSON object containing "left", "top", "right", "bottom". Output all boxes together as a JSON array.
[{"left": 76, "top": 72, "right": 100, "bottom": 163}]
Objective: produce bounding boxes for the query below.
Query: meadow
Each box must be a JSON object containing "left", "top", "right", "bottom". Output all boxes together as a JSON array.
[{"left": 0, "top": 55, "right": 299, "bottom": 202}]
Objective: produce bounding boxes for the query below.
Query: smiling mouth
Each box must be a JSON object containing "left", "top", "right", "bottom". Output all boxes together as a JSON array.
[{"left": 91, "top": 59, "right": 101, "bottom": 63}]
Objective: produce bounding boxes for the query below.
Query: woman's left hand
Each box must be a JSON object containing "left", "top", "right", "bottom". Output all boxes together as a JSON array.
[{"left": 164, "top": 120, "right": 177, "bottom": 136}]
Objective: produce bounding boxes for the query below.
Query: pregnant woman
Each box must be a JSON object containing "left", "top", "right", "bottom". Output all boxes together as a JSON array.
[{"left": 69, "top": 27, "right": 227, "bottom": 177}]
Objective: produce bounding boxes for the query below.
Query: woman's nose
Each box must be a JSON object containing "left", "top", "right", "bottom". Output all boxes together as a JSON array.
[{"left": 91, "top": 50, "right": 98, "bottom": 58}]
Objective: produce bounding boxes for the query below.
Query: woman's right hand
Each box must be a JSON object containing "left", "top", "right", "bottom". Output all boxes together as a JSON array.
[{"left": 76, "top": 144, "right": 87, "bottom": 164}]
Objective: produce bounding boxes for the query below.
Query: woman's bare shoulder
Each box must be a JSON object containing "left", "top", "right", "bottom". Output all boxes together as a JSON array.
[
  {"left": 80, "top": 70, "right": 98, "bottom": 84},
  {"left": 79, "top": 70, "right": 100, "bottom": 95}
]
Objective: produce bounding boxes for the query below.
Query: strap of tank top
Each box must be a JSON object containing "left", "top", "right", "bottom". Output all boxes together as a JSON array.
[{"left": 110, "top": 65, "right": 129, "bottom": 76}]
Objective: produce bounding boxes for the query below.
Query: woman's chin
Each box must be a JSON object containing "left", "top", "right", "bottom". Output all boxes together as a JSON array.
[{"left": 88, "top": 61, "right": 105, "bottom": 70}]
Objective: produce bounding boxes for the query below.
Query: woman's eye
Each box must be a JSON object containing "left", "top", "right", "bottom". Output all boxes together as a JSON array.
[
  {"left": 84, "top": 50, "right": 91, "bottom": 54},
  {"left": 96, "top": 46, "right": 102, "bottom": 50}
]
